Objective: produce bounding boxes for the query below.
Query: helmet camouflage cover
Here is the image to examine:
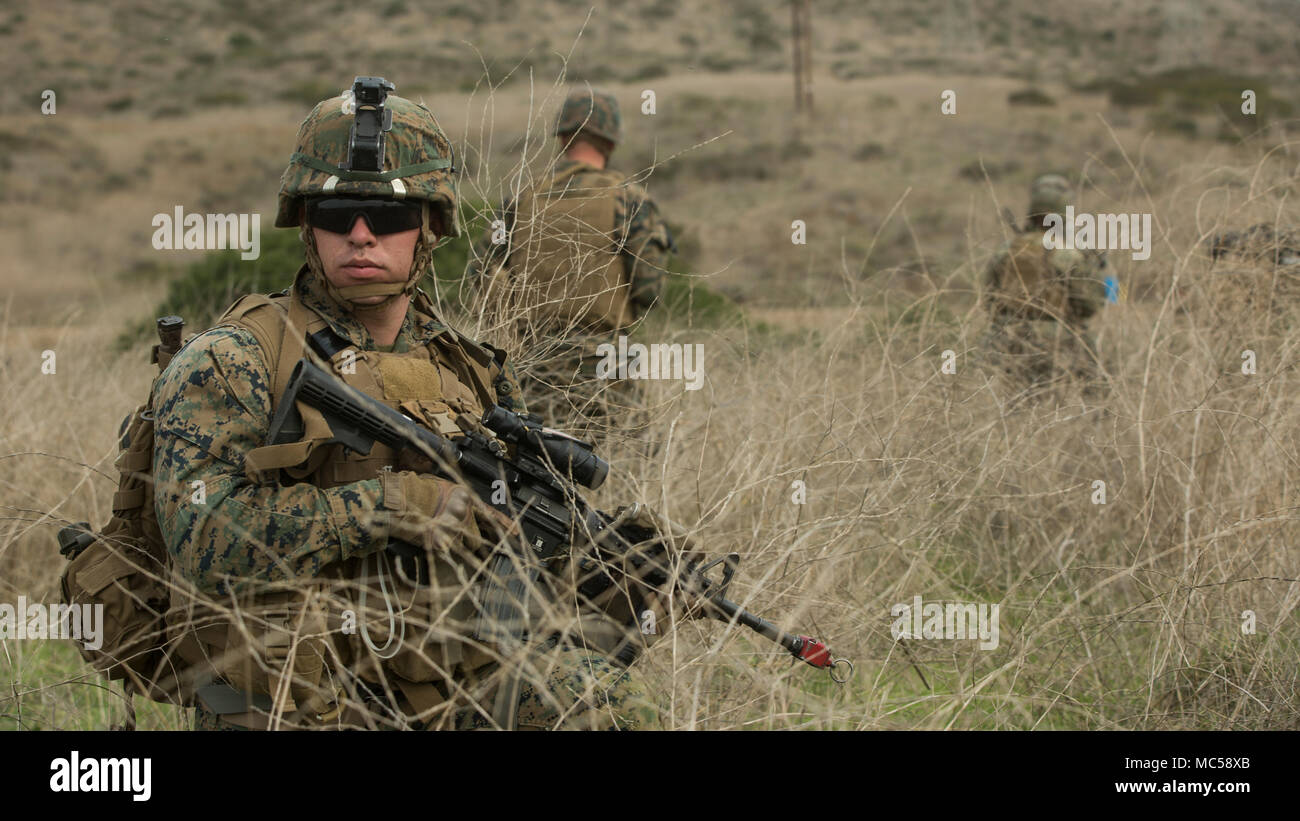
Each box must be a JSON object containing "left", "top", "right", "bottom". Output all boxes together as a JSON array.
[
  {"left": 1028, "top": 173, "right": 1070, "bottom": 220},
  {"left": 276, "top": 88, "right": 460, "bottom": 240},
  {"left": 554, "top": 87, "right": 623, "bottom": 147}
]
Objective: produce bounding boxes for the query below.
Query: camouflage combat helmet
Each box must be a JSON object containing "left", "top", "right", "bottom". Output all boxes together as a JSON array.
[
  {"left": 555, "top": 87, "right": 623, "bottom": 148},
  {"left": 277, "top": 78, "right": 460, "bottom": 312},
  {"left": 1028, "top": 173, "right": 1070, "bottom": 221},
  {"left": 277, "top": 82, "right": 460, "bottom": 241}
]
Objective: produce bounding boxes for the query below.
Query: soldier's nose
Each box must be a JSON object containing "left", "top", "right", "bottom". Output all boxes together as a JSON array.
[{"left": 347, "top": 216, "right": 378, "bottom": 244}]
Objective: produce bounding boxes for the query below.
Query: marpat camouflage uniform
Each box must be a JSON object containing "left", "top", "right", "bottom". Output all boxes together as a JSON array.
[
  {"left": 1209, "top": 223, "right": 1300, "bottom": 267},
  {"left": 156, "top": 82, "right": 659, "bottom": 731},
  {"left": 979, "top": 174, "right": 1108, "bottom": 395},
  {"left": 468, "top": 89, "right": 675, "bottom": 432}
]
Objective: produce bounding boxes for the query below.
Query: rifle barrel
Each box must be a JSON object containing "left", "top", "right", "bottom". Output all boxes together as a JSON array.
[{"left": 706, "top": 592, "right": 796, "bottom": 652}]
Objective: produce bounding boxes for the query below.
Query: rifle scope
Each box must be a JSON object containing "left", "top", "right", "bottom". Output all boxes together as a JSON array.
[{"left": 481, "top": 406, "right": 609, "bottom": 491}]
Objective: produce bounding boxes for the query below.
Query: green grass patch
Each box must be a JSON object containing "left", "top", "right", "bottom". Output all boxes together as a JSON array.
[
  {"left": 656, "top": 271, "right": 745, "bottom": 329},
  {"left": 0, "top": 640, "right": 188, "bottom": 730},
  {"left": 644, "top": 220, "right": 746, "bottom": 331}
]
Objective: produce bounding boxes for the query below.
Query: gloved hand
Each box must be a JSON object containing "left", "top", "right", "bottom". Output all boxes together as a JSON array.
[
  {"left": 374, "top": 470, "right": 478, "bottom": 556},
  {"left": 601, "top": 502, "right": 711, "bottom": 620},
  {"left": 608, "top": 503, "right": 700, "bottom": 556},
  {"left": 376, "top": 470, "right": 522, "bottom": 556}
]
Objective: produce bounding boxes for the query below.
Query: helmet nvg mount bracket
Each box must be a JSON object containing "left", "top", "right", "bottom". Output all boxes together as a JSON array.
[{"left": 342, "top": 76, "right": 395, "bottom": 173}]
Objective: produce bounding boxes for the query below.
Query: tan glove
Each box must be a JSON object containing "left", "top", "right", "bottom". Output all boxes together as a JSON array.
[
  {"left": 610, "top": 503, "right": 698, "bottom": 552},
  {"left": 376, "top": 470, "right": 525, "bottom": 557},
  {"left": 374, "top": 470, "right": 478, "bottom": 556}
]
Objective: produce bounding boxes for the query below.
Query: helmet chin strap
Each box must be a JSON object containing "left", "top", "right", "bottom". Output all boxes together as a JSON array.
[{"left": 300, "top": 203, "right": 436, "bottom": 316}]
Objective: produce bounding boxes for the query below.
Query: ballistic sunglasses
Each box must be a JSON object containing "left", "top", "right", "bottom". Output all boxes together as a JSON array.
[{"left": 306, "top": 197, "right": 423, "bottom": 235}]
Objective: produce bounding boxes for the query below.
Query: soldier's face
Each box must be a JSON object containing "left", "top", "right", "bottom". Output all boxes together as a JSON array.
[{"left": 311, "top": 213, "right": 421, "bottom": 306}]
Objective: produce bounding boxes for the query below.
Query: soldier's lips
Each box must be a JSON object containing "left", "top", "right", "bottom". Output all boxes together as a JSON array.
[{"left": 342, "top": 262, "right": 387, "bottom": 278}]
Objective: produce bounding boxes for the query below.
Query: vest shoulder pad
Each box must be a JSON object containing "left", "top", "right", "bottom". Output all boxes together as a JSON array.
[
  {"left": 213, "top": 292, "right": 292, "bottom": 373},
  {"left": 435, "top": 328, "right": 496, "bottom": 372}
]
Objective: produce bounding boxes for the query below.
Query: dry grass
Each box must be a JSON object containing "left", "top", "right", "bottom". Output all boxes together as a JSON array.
[{"left": 3, "top": 4, "right": 1300, "bottom": 730}]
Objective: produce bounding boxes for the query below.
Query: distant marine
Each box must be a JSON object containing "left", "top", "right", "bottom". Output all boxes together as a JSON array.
[{"left": 1208, "top": 223, "right": 1300, "bottom": 267}]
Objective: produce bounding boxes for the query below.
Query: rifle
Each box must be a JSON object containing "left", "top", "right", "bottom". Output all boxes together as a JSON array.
[
  {"left": 267, "top": 356, "right": 600, "bottom": 631},
  {"left": 267, "top": 358, "right": 853, "bottom": 718}
]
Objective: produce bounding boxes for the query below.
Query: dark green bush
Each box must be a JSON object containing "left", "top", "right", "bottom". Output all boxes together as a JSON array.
[
  {"left": 1147, "top": 109, "right": 1198, "bottom": 138},
  {"left": 196, "top": 90, "right": 248, "bottom": 107},
  {"left": 278, "top": 79, "right": 344, "bottom": 107},
  {"left": 1008, "top": 88, "right": 1056, "bottom": 107},
  {"left": 853, "top": 142, "right": 886, "bottom": 161},
  {"left": 118, "top": 228, "right": 305, "bottom": 350},
  {"left": 957, "top": 158, "right": 1021, "bottom": 182},
  {"left": 626, "top": 63, "right": 669, "bottom": 82}
]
